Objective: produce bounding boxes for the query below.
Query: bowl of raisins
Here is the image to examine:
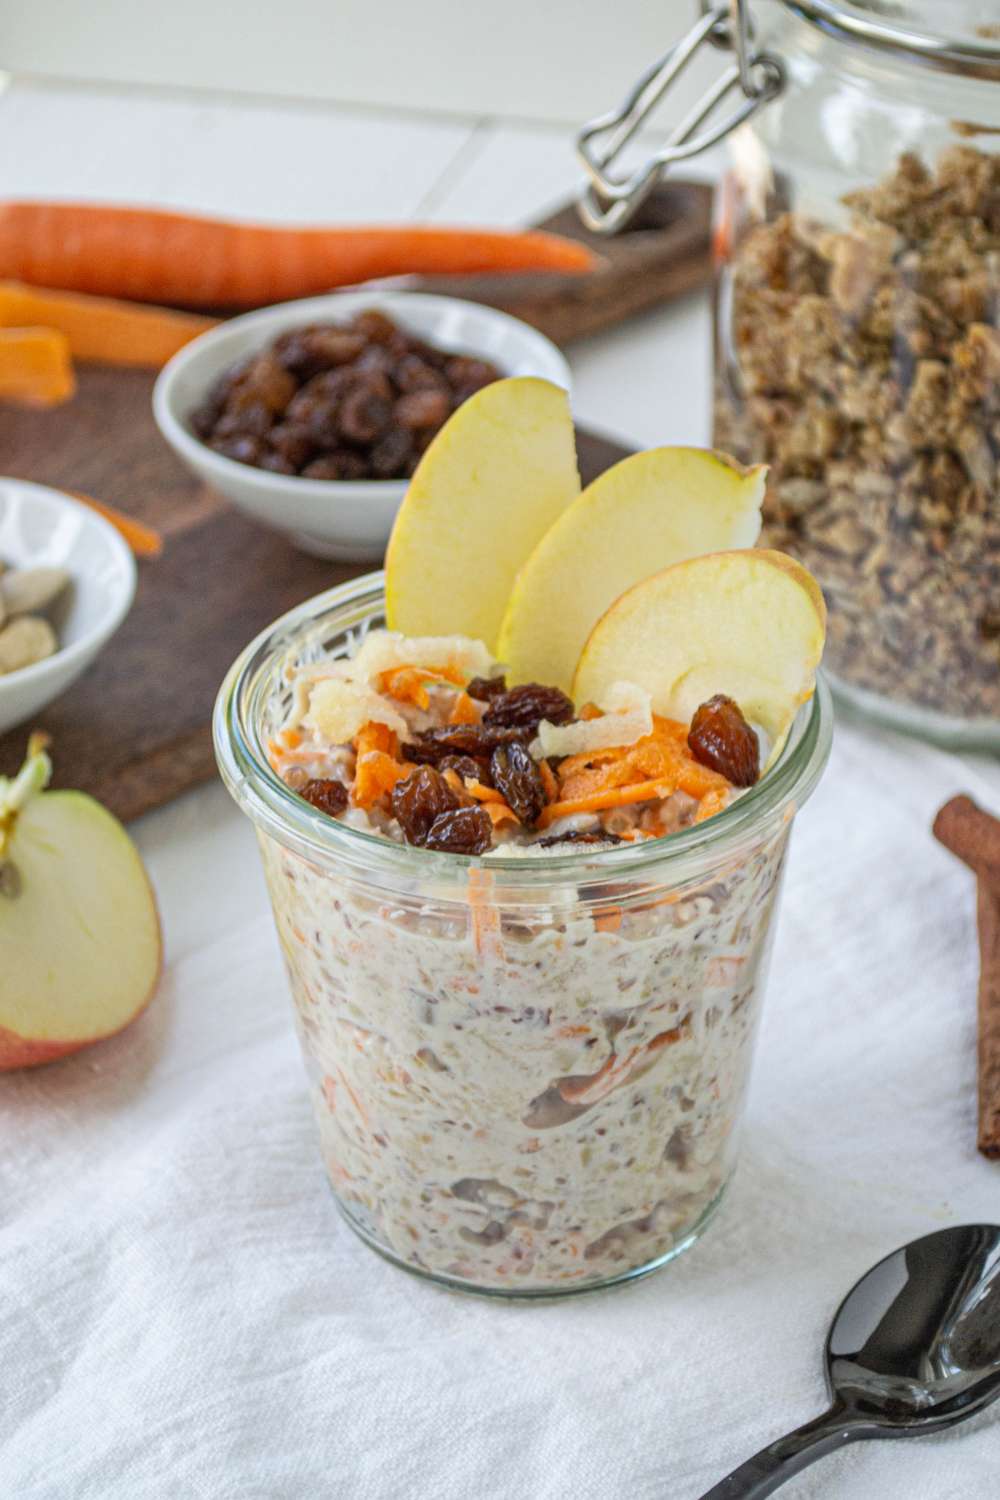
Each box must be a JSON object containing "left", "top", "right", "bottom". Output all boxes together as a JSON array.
[{"left": 153, "top": 291, "right": 571, "bottom": 562}]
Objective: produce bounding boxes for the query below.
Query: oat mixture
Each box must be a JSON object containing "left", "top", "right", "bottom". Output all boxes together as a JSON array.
[
  {"left": 715, "top": 144, "right": 1000, "bottom": 721},
  {"left": 257, "top": 628, "right": 789, "bottom": 1291}
]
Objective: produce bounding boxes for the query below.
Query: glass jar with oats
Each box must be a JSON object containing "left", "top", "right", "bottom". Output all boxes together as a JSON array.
[{"left": 577, "top": 2, "right": 1000, "bottom": 748}]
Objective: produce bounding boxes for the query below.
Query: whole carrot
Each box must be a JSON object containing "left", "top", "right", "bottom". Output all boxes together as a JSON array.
[{"left": 0, "top": 202, "right": 598, "bottom": 310}]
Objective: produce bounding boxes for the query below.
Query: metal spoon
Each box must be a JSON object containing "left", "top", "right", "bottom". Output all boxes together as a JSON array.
[{"left": 700, "top": 1224, "right": 1000, "bottom": 1498}]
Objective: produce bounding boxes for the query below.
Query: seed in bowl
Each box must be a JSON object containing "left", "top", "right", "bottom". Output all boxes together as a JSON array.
[
  {"left": 187, "top": 308, "right": 503, "bottom": 481},
  {"left": 0, "top": 565, "right": 70, "bottom": 674}
]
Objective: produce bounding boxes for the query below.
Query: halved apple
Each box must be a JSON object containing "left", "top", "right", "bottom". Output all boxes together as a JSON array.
[
  {"left": 0, "top": 739, "right": 161, "bottom": 1069},
  {"left": 384, "top": 376, "right": 579, "bottom": 650},
  {"left": 498, "top": 447, "right": 765, "bottom": 691},
  {"left": 573, "top": 550, "right": 826, "bottom": 765}
]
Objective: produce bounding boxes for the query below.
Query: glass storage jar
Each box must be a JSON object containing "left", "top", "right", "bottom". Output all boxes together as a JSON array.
[
  {"left": 578, "top": 3, "right": 1000, "bottom": 749},
  {"left": 214, "top": 573, "right": 832, "bottom": 1297}
]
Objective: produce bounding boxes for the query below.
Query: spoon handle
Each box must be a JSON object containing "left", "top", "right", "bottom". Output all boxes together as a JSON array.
[{"left": 696, "top": 1405, "right": 871, "bottom": 1499}]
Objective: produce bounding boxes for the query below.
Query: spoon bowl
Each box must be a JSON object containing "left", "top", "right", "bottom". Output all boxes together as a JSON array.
[{"left": 701, "top": 1225, "right": 1000, "bottom": 1498}]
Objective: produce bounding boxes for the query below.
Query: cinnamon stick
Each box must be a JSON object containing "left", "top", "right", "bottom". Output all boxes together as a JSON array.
[{"left": 934, "top": 794, "right": 1000, "bottom": 1159}]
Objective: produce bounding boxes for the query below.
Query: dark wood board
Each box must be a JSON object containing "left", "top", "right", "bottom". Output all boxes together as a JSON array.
[
  {"left": 413, "top": 181, "right": 713, "bottom": 345},
  {"left": 0, "top": 183, "right": 712, "bottom": 820},
  {"left": 0, "top": 365, "right": 632, "bottom": 821}
]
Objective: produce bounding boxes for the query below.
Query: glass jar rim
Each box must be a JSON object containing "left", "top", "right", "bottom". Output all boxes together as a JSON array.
[
  {"left": 781, "top": 1, "right": 1000, "bottom": 79},
  {"left": 213, "top": 570, "right": 834, "bottom": 890}
]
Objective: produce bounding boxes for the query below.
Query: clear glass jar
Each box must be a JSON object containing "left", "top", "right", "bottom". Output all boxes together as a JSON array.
[
  {"left": 711, "top": 2, "right": 1000, "bottom": 747},
  {"left": 214, "top": 573, "right": 832, "bottom": 1297}
]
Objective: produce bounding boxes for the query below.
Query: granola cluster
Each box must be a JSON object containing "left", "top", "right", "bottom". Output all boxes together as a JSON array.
[{"left": 714, "top": 145, "right": 1000, "bottom": 721}]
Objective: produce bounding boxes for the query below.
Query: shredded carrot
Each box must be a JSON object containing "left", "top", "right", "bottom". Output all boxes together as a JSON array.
[
  {"left": 594, "top": 909, "right": 623, "bottom": 934},
  {"left": 465, "top": 780, "right": 506, "bottom": 804},
  {"left": 539, "top": 759, "right": 559, "bottom": 803},
  {"left": 468, "top": 867, "right": 502, "bottom": 961},
  {"left": 536, "top": 779, "right": 677, "bottom": 830},
  {"left": 353, "top": 721, "right": 408, "bottom": 809},
  {"left": 377, "top": 664, "right": 465, "bottom": 709},
  {"left": 484, "top": 800, "right": 519, "bottom": 828},
  {"left": 65, "top": 490, "right": 164, "bottom": 557},
  {"left": 0, "top": 280, "right": 215, "bottom": 367},
  {"left": 0, "top": 326, "right": 74, "bottom": 407},
  {"left": 448, "top": 691, "right": 479, "bottom": 726},
  {"left": 279, "top": 727, "right": 303, "bottom": 751}
]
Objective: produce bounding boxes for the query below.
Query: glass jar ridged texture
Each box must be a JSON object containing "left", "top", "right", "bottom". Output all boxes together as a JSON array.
[{"left": 214, "top": 574, "right": 832, "bottom": 1296}]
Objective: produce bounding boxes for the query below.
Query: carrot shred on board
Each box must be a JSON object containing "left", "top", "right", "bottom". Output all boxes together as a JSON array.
[
  {"left": 0, "top": 280, "right": 215, "bottom": 367},
  {"left": 65, "top": 489, "right": 164, "bottom": 556},
  {"left": 0, "top": 326, "right": 74, "bottom": 407},
  {"left": 0, "top": 203, "right": 599, "bottom": 309}
]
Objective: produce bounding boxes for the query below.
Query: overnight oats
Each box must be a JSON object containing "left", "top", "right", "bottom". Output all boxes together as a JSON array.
[
  {"left": 215, "top": 379, "right": 830, "bottom": 1294},
  {"left": 216, "top": 576, "right": 830, "bottom": 1296}
]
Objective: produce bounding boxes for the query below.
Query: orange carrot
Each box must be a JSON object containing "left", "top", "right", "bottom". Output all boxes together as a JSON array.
[
  {"left": 0, "top": 203, "right": 599, "bottom": 309},
  {"left": 0, "top": 326, "right": 74, "bottom": 406},
  {"left": 484, "top": 800, "right": 520, "bottom": 828},
  {"left": 465, "top": 780, "right": 505, "bottom": 804},
  {"left": 448, "top": 691, "right": 479, "bottom": 726},
  {"left": 536, "top": 779, "right": 677, "bottom": 830},
  {"left": 378, "top": 665, "right": 465, "bottom": 709},
  {"left": 539, "top": 759, "right": 559, "bottom": 803},
  {"left": 0, "top": 281, "right": 215, "bottom": 367},
  {"left": 65, "top": 490, "right": 164, "bottom": 557},
  {"left": 353, "top": 722, "right": 408, "bottom": 809}
]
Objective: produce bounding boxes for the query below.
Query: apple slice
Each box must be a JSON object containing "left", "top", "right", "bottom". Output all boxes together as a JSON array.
[
  {"left": 385, "top": 376, "right": 579, "bottom": 650},
  {"left": 573, "top": 550, "right": 826, "bottom": 767},
  {"left": 0, "top": 737, "right": 161, "bottom": 1070},
  {"left": 498, "top": 447, "right": 765, "bottom": 691}
]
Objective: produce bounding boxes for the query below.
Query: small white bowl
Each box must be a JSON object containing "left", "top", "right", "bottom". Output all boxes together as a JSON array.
[
  {"left": 0, "top": 480, "right": 137, "bottom": 736},
  {"left": 153, "top": 290, "right": 572, "bottom": 563}
]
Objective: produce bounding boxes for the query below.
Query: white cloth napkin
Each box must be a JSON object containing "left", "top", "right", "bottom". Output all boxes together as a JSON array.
[{"left": 2, "top": 713, "right": 999, "bottom": 1500}]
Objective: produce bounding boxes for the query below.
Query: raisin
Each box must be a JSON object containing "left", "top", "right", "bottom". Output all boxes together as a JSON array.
[
  {"left": 395, "top": 354, "right": 449, "bottom": 394},
  {"left": 209, "top": 434, "right": 265, "bottom": 465},
  {"left": 688, "top": 695, "right": 760, "bottom": 787},
  {"left": 338, "top": 387, "right": 392, "bottom": 444},
  {"left": 189, "top": 395, "right": 223, "bottom": 438},
  {"left": 350, "top": 308, "right": 400, "bottom": 344},
  {"left": 214, "top": 400, "right": 273, "bottom": 439},
  {"left": 258, "top": 450, "right": 296, "bottom": 474},
  {"left": 269, "top": 422, "right": 315, "bottom": 469},
  {"left": 439, "top": 753, "right": 493, "bottom": 787},
  {"left": 412, "top": 723, "right": 529, "bottom": 758},
  {"left": 491, "top": 741, "right": 546, "bottom": 826},
  {"left": 302, "top": 449, "right": 370, "bottom": 481},
  {"left": 369, "top": 426, "right": 414, "bottom": 478},
  {"left": 274, "top": 326, "right": 366, "bottom": 377},
  {"left": 536, "top": 829, "right": 627, "bottom": 848},
  {"left": 300, "top": 779, "right": 348, "bottom": 817},
  {"left": 395, "top": 389, "right": 451, "bottom": 431},
  {"left": 466, "top": 674, "right": 508, "bottom": 702},
  {"left": 239, "top": 353, "right": 296, "bottom": 413},
  {"left": 483, "top": 684, "right": 574, "bottom": 733},
  {"left": 422, "top": 805, "right": 493, "bottom": 854},
  {"left": 444, "top": 356, "right": 500, "bottom": 394},
  {"left": 390, "top": 766, "right": 459, "bottom": 846}
]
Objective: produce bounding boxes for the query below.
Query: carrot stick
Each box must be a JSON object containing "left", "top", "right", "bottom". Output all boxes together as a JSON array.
[
  {"left": 0, "top": 203, "right": 599, "bottom": 309},
  {"left": 65, "top": 490, "right": 164, "bottom": 557},
  {"left": 0, "top": 326, "right": 74, "bottom": 407},
  {"left": 0, "top": 281, "right": 215, "bottom": 367}
]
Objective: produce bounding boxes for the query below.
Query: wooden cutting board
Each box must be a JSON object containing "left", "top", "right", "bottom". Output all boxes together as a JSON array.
[{"left": 0, "top": 181, "right": 711, "bottom": 821}]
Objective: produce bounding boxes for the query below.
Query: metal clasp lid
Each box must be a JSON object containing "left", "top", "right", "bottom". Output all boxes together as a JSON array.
[{"left": 576, "top": 0, "right": 784, "bottom": 234}]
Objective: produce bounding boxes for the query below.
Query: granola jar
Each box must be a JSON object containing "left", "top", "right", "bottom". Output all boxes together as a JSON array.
[
  {"left": 578, "top": 3, "right": 1000, "bottom": 748},
  {"left": 214, "top": 573, "right": 832, "bottom": 1298}
]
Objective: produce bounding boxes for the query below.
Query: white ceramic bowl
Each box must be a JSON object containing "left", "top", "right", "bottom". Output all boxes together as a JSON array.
[
  {"left": 153, "top": 290, "right": 572, "bottom": 563},
  {"left": 0, "top": 480, "right": 137, "bottom": 736}
]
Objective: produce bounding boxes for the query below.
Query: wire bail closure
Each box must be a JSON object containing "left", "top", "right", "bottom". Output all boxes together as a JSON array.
[{"left": 575, "top": 1, "right": 784, "bottom": 234}]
